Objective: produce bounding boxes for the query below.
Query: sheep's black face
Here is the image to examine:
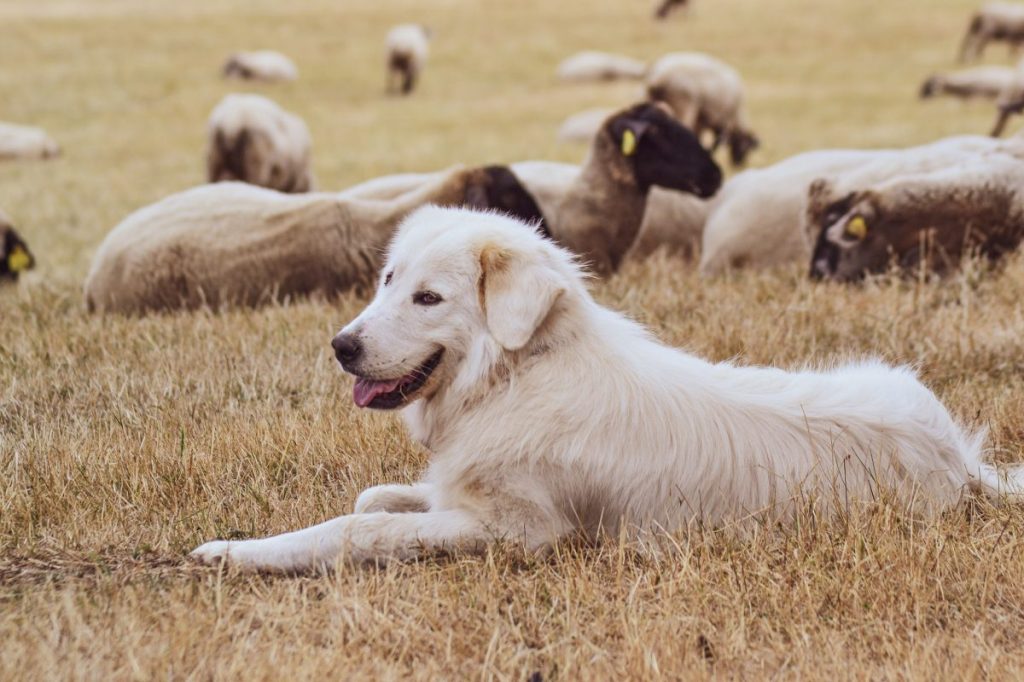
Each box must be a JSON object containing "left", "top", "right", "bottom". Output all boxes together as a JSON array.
[
  {"left": 1, "top": 226, "right": 35, "bottom": 282},
  {"left": 464, "top": 166, "right": 550, "bottom": 238},
  {"left": 729, "top": 130, "right": 760, "bottom": 166},
  {"left": 810, "top": 194, "right": 890, "bottom": 282},
  {"left": 608, "top": 103, "right": 722, "bottom": 198}
]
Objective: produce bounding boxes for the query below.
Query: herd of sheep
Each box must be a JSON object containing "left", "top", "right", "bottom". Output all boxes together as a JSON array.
[{"left": 4, "top": 4, "right": 1024, "bottom": 311}]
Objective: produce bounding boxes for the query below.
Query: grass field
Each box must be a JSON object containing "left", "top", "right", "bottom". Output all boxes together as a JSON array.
[{"left": 4, "top": 0, "right": 1024, "bottom": 678}]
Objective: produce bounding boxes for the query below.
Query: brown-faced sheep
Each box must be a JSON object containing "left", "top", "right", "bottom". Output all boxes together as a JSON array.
[
  {"left": 960, "top": 2, "right": 1024, "bottom": 62},
  {"left": 222, "top": 51, "right": 298, "bottom": 82},
  {"left": 0, "top": 122, "right": 60, "bottom": 161},
  {"left": 206, "top": 94, "right": 315, "bottom": 193},
  {"left": 697, "top": 136, "right": 1020, "bottom": 276},
  {"left": 809, "top": 153, "right": 1024, "bottom": 281},
  {"left": 386, "top": 24, "right": 430, "bottom": 95},
  {"left": 645, "top": 52, "right": 759, "bottom": 167},
  {"left": 920, "top": 65, "right": 1015, "bottom": 100},
  {"left": 1, "top": 209, "right": 34, "bottom": 282}
]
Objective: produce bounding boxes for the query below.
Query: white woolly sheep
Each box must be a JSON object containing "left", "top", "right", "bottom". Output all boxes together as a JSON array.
[
  {"left": 960, "top": 2, "right": 1024, "bottom": 62},
  {"left": 699, "top": 135, "right": 1012, "bottom": 276},
  {"left": 222, "top": 51, "right": 298, "bottom": 82},
  {"left": 84, "top": 166, "right": 557, "bottom": 314},
  {"left": 206, "top": 93, "right": 315, "bottom": 193},
  {"left": 920, "top": 65, "right": 1015, "bottom": 100},
  {"left": 809, "top": 152, "right": 1024, "bottom": 280},
  {"left": 645, "top": 52, "right": 759, "bottom": 166},
  {"left": 0, "top": 122, "right": 60, "bottom": 161},
  {"left": 556, "top": 51, "right": 647, "bottom": 82},
  {"left": 386, "top": 24, "right": 430, "bottom": 95}
]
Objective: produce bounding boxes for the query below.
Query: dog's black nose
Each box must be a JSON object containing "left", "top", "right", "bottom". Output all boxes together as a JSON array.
[{"left": 332, "top": 333, "right": 362, "bottom": 365}]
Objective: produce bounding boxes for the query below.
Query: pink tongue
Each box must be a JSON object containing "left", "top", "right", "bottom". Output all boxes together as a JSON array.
[{"left": 353, "top": 377, "right": 404, "bottom": 408}]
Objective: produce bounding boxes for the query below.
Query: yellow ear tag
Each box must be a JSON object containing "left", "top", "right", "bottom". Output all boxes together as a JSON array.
[
  {"left": 621, "top": 129, "right": 637, "bottom": 156},
  {"left": 846, "top": 216, "right": 868, "bottom": 240},
  {"left": 8, "top": 245, "right": 31, "bottom": 272}
]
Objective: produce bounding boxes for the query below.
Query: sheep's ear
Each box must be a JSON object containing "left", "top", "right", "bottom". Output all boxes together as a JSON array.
[
  {"left": 479, "top": 245, "right": 564, "bottom": 351},
  {"left": 613, "top": 118, "right": 652, "bottom": 157}
]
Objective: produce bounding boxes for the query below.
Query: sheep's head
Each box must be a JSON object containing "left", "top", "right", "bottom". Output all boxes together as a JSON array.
[
  {"left": 807, "top": 179, "right": 1014, "bottom": 282},
  {"left": 463, "top": 166, "right": 550, "bottom": 238},
  {"left": 1, "top": 217, "right": 35, "bottom": 282},
  {"left": 728, "top": 129, "right": 760, "bottom": 166},
  {"left": 603, "top": 103, "right": 722, "bottom": 198}
]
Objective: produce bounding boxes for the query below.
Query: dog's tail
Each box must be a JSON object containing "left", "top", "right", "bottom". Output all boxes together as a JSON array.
[{"left": 973, "top": 462, "right": 1024, "bottom": 499}]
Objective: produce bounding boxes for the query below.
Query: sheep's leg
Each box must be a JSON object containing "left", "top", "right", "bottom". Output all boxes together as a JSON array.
[
  {"left": 354, "top": 482, "right": 434, "bottom": 513},
  {"left": 991, "top": 108, "right": 1013, "bottom": 137},
  {"left": 401, "top": 67, "right": 417, "bottom": 95},
  {"left": 191, "top": 509, "right": 495, "bottom": 573}
]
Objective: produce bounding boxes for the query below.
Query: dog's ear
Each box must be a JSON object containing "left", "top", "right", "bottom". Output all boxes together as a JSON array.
[{"left": 479, "top": 245, "right": 565, "bottom": 351}]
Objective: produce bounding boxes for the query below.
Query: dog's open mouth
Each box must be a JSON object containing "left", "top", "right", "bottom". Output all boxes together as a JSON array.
[{"left": 352, "top": 349, "right": 444, "bottom": 410}]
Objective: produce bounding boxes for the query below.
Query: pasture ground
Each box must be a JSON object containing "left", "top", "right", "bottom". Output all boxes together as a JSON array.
[{"left": 3, "top": 0, "right": 1024, "bottom": 677}]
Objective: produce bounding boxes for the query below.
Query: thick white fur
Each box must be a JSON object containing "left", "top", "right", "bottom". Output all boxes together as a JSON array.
[{"left": 191, "top": 207, "right": 1023, "bottom": 573}]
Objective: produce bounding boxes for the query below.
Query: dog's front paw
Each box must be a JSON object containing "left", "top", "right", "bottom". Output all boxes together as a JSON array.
[{"left": 190, "top": 540, "right": 233, "bottom": 566}]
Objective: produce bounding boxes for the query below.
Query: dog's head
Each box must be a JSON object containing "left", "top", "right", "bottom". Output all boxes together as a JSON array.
[{"left": 332, "top": 206, "right": 580, "bottom": 410}]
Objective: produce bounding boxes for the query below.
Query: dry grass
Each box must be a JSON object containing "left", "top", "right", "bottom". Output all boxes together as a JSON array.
[{"left": 3, "top": 0, "right": 1024, "bottom": 678}]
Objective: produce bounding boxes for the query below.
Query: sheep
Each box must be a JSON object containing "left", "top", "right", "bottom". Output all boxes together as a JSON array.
[
  {"left": 556, "top": 51, "right": 647, "bottom": 82},
  {"left": 206, "top": 93, "right": 315, "bottom": 193},
  {"left": 654, "top": 0, "right": 690, "bottom": 20},
  {"left": 645, "top": 52, "right": 760, "bottom": 166},
  {"left": 84, "top": 167, "right": 555, "bottom": 314},
  {"left": 222, "top": 51, "right": 298, "bottom": 82},
  {"left": 557, "top": 108, "right": 615, "bottom": 143},
  {"left": 919, "top": 65, "right": 1015, "bottom": 100},
  {"left": 959, "top": 2, "right": 1024, "bottom": 62},
  {"left": 991, "top": 63, "right": 1024, "bottom": 136},
  {"left": 0, "top": 122, "right": 60, "bottom": 161},
  {"left": 699, "top": 135, "right": 1009, "bottom": 275},
  {"left": 809, "top": 153, "right": 1024, "bottom": 281},
  {"left": 386, "top": 24, "right": 430, "bottom": 95},
  {"left": 338, "top": 105, "right": 721, "bottom": 273},
  {"left": 1, "top": 209, "right": 34, "bottom": 282}
]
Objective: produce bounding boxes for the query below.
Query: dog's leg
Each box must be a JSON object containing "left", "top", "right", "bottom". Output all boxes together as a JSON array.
[
  {"left": 354, "top": 482, "right": 434, "bottom": 513},
  {"left": 190, "top": 510, "right": 492, "bottom": 573}
]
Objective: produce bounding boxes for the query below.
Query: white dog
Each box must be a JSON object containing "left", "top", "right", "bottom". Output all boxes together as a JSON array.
[{"left": 192, "top": 206, "right": 1023, "bottom": 572}]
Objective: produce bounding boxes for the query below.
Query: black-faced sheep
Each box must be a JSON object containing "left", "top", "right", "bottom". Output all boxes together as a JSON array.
[
  {"left": 920, "top": 66, "right": 1015, "bottom": 100},
  {"left": 83, "top": 168, "right": 549, "bottom": 314},
  {"left": 809, "top": 154, "right": 1024, "bottom": 281},
  {"left": 960, "top": 2, "right": 1024, "bottom": 62},
  {"left": 222, "top": 51, "right": 298, "bottom": 82},
  {"left": 1, "top": 210, "right": 34, "bottom": 282},
  {"left": 386, "top": 24, "right": 430, "bottom": 95},
  {"left": 0, "top": 122, "right": 60, "bottom": 161},
  {"left": 556, "top": 51, "right": 647, "bottom": 82},
  {"left": 206, "top": 94, "right": 315, "bottom": 193},
  {"left": 698, "top": 136, "right": 1011, "bottom": 276},
  {"left": 645, "top": 52, "right": 759, "bottom": 167}
]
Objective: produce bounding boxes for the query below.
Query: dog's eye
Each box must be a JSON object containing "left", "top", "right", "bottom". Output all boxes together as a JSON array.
[
  {"left": 383, "top": 271, "right": 393, "bottom": 287},
  {"left": 412, "top": 291, "right": 443, "bottom": 306}
]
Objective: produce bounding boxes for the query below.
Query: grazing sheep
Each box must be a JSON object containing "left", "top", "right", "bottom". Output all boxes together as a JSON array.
[
  {"left": 386, "top": 24, "right": 430, "bottom": 95},
  {"left": 809, "top": 153, "right": 1024, "bottom": 281},
  {"left": 84, "top": 167, "right": 550, "bottom": 314},
  {"left": 0, "top": 122, "right": 60, "bottom": 161},
  {"left": 222, "top": 51, "right": 298, "bottom": 82},
  {"left": 699, "top": 136, "right": 1008, "bottom": 275},
  {"left": 556, "top": 51, "right": 647, "bottom": 82},
  {"left": 991, "top": 64, "right": 1024, "bottom": 136},
  {"left": 959, "top": 2, "right": 1024, "bottom": 62},
  {"left": 1, "top": 210, "right": 34, "bottom": 282},
  {"left": 206, "top": 93, "right": 315, "bottom": 193},
  {"left": 557, "top": 108, "right": 615, "bottom": 143},
  {"left": 646, "top": 52, "right": 760, "bottom": 166},
  {"left": 920, "top": 65, "right": 1015, "bottom": 100},
  {"left": 654, "top": 0, "right": 690, "bottom": 20}
]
